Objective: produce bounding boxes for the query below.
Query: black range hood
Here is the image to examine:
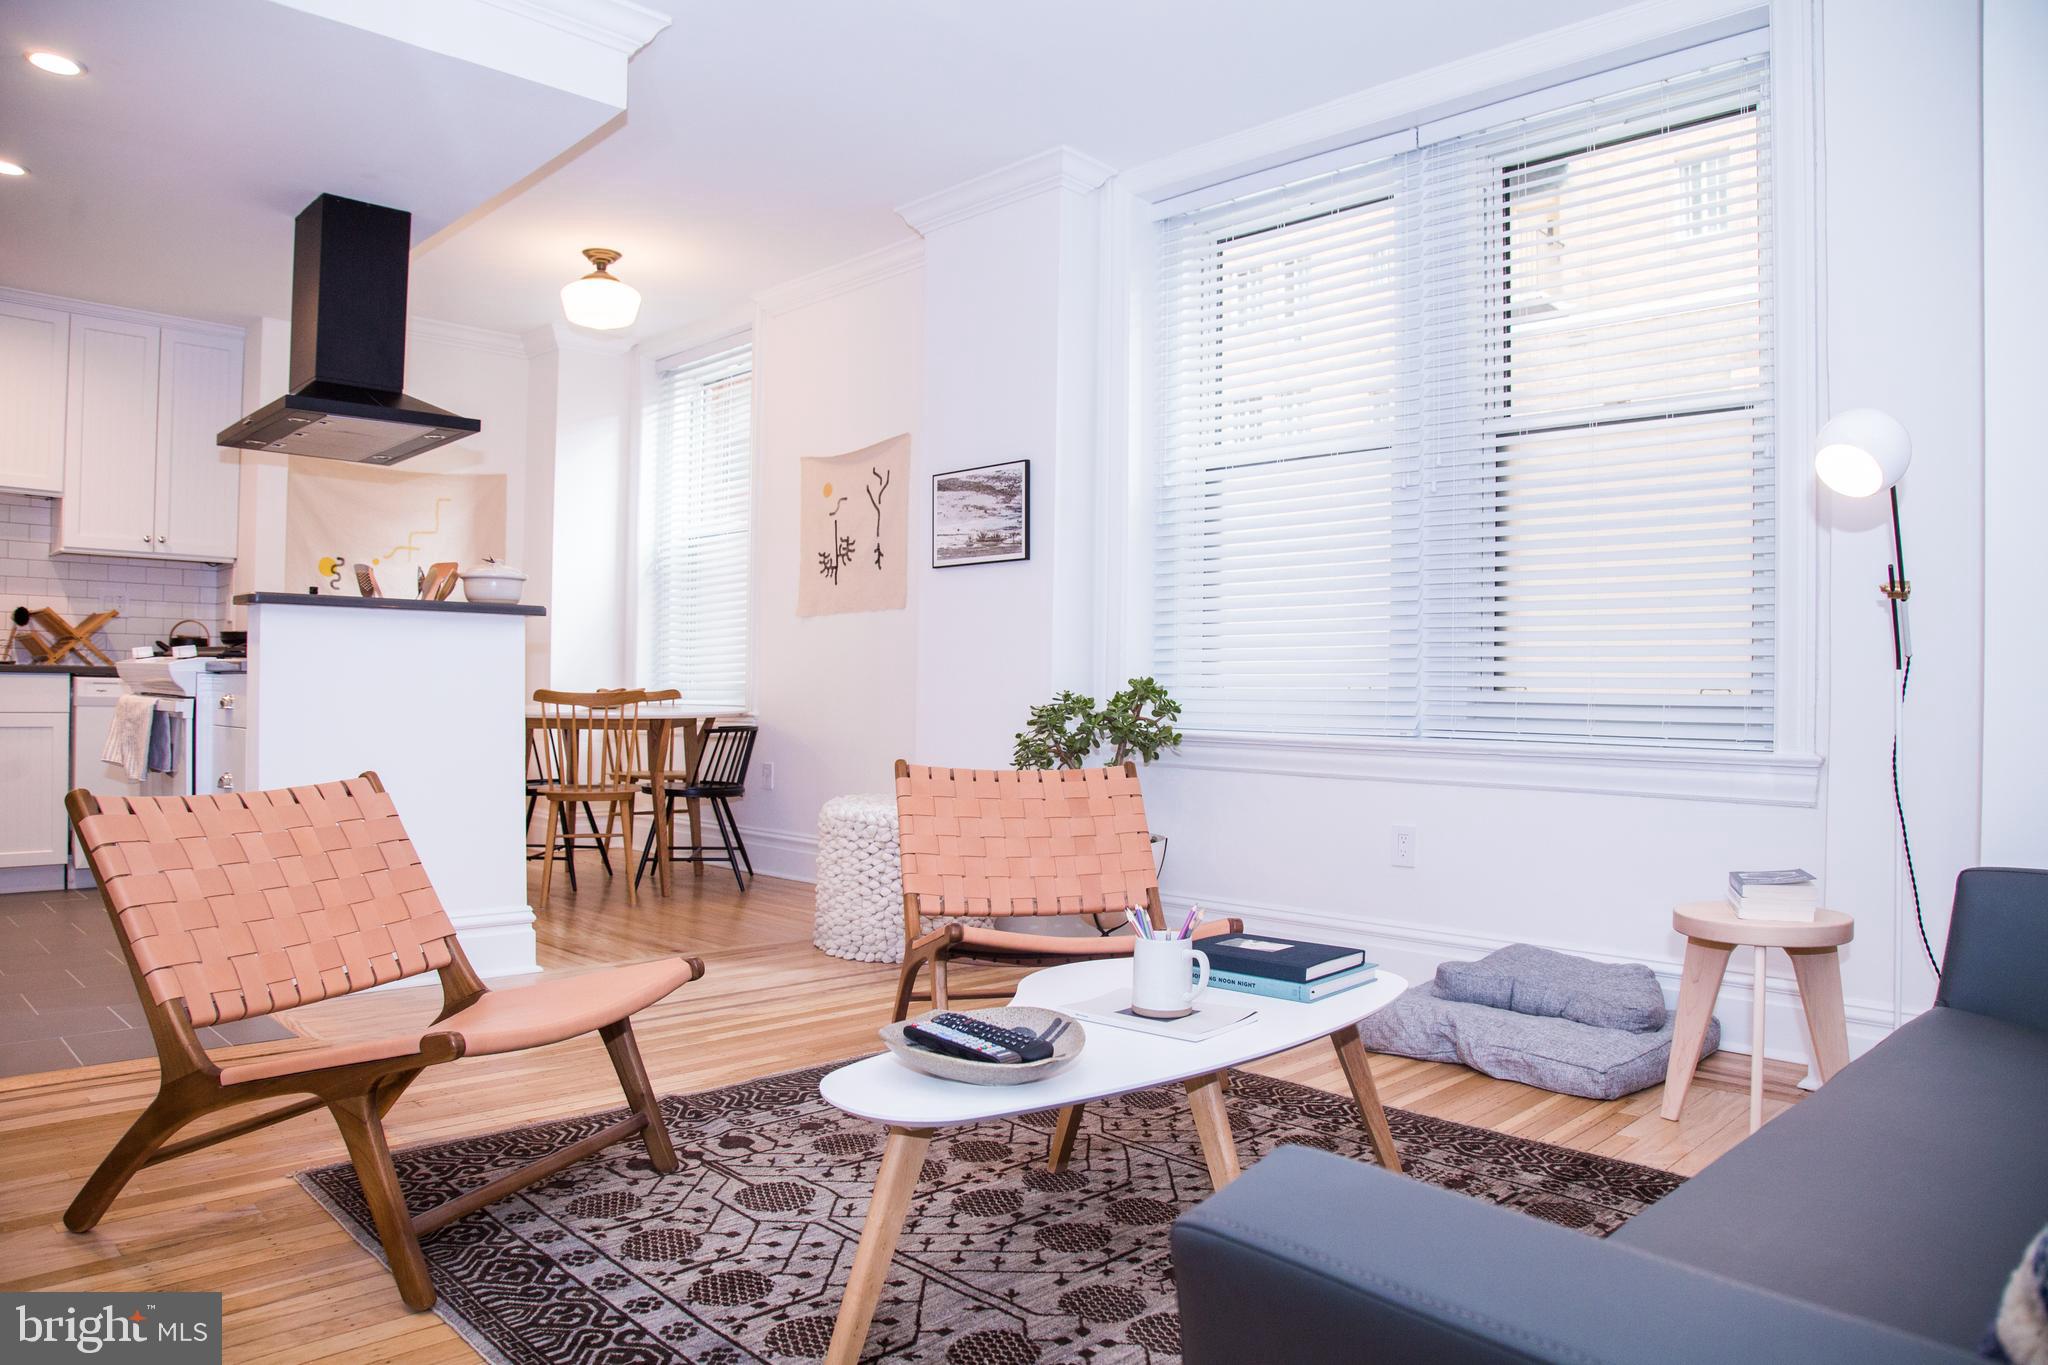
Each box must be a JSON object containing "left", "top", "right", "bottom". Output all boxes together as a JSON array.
[{"left": 217, "top": 193, "right": 480, "bottom": 465}]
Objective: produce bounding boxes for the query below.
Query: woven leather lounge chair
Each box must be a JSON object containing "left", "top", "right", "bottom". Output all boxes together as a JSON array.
[
  {"left": 63, "top": 774, "right": 702, "bottom": 1312},
  {"left": 890, "top": 760, "right": 1242, "bottom": 1022}
]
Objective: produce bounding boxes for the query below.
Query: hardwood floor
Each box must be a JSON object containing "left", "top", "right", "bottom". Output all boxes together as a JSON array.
[{"left": 0, "top": 863, "right": 1802, "bottom": 1361}]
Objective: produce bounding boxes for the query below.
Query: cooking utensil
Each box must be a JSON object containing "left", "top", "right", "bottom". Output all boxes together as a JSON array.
[{"left": 153, "top": 618, "right": 211, "bottom": 653}]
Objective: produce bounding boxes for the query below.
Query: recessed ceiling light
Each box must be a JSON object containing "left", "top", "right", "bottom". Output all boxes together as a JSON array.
[
  {"left": 27, "top": 51, "right": 83, "bottom": 76},
  {"left": 0, "top": 161, "right": 25, "bottom": 177}
]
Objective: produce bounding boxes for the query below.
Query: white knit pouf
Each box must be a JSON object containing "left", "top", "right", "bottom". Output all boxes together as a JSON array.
[{"left": 814, "top": 794, "right": 906, "bottom": 963}]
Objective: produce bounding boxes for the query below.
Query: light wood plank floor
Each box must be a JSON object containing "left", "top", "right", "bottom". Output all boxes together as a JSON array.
[{"left": 0, "top": 864, "right": 1801, "bottom": 1362}]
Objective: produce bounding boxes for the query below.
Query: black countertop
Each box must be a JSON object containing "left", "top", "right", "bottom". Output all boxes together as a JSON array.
[
  {"left": 0, "top": 663, "right": 117, "bottom": 677},
  {"left": 234, "top": 593, "right": 545, "bottom": 618}
]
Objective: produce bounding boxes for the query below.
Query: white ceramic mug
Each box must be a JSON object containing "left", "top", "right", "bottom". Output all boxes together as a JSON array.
[{"left": 1131, "top": 936, "right": 1211, "bottom": 1019}]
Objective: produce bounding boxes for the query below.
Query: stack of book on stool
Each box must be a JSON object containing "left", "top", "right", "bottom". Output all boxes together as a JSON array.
[
  {"left": 1727, "top": 868, "right": 1819, "bottom": 922},
  {"left": 1205, "top": 933, "right": 1378, "bottom": 1003}
]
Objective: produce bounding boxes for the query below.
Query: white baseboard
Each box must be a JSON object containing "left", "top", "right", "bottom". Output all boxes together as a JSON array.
[
  {"left": 0, "top": 865, "right": 70, "bottom": 895},
  {"left": 734, "top": 825, "right": 819, "bottom": 884},
  {"left": 1160, "top": 888, "right": 1899, "bottom": 1072},
  {"left": 450, "top": 902, "right": 538, "bottom": 981}
]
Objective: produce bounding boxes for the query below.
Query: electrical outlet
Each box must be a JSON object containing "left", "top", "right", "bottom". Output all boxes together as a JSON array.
[
  {"left": 760, "top": 761, "right": 775, "bottom": 792},
  {"left": 1391, "top": 824, "right": 1416, "bottom": 868}
]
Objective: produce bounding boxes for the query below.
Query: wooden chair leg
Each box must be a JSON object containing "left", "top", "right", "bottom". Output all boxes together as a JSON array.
[
  {"left": 931, "top": 957, "right": 950, "bottom": 1011},
  {"left": 891, "top": 954, "right": 924, "bottom": 1023},
  {"left": 617, "top": 800, "right": 637, "bottom": 905},
  {"left": 64, "top": 1092, "right": 193, "bottom": 1232},
  {"left": 1047, "top": 1104, "right": 1084, "bottom": 1173},
  {"left": 537, "top": 799, "right": 560, "bottom": 905},
  {"left": 600, "top": 1018, "right": 676, "bottom": 1173},
  {"left": 327, "top": 1092, "right": 436, "bottom": 1312}
]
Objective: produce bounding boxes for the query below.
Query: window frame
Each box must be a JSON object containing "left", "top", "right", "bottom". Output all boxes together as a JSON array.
[{"left": 1105, "top": 12, "right": 1823, "bottom": 805}]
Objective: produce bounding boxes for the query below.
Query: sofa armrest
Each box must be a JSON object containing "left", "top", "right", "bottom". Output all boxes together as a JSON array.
[
  {"left": 1173, "top": 1147, "right": 1977, "bottom": 1365},
  {"left": 1935, "top": 867, "right": 2048, "bottom": 1033}
]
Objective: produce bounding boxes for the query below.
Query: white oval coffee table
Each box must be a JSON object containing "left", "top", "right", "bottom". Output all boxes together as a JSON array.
[{"left": 816, "top": 957, "right": 1408, "bottom": 1364}]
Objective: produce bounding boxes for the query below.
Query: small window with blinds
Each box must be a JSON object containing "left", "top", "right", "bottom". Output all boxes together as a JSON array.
[
  {"left": 645, "top": 339, "right": 753, "bottom": 709},
  {"left": 1152, "top": 51, "right": 1773, "bottom": 752}
]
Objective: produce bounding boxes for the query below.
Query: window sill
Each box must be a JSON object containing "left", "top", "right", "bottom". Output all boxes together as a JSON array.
[{"left": 1157, "top": 730, "right": 1824, "bottom": 807}]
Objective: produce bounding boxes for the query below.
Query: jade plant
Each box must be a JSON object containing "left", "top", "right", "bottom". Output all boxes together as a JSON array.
[{"left": 1013, "top": 677, "right": 1183, "bottom": 770}]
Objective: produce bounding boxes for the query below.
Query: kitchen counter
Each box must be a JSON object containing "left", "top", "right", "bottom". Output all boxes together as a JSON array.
[
  {"left": 0, "top": 662, "right": 116, "bottom": 676},
  {"left": 233, "top": 592, "right": 544, "bottom": 617}
]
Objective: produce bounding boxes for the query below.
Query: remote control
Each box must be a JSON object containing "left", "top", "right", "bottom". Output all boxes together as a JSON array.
[
  {"left": 931, "top": 1012, "right": 1055, "bottom": 1063},
  {"left": 904, "top": 1019, "right": 1023, "bottom": 1064}
]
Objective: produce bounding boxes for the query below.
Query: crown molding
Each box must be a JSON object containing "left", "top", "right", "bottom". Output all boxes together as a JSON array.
[
  {"left": 0, "top": 284, "right": 246, "bottom": 339},
  {"left": 408, "top": 316, "right": 526, "bottom": 358},
  {"left": 754, "top": 237, "right": 924, "bottom": 316},
  {"left": 523, "top": 320, "right": 635, "bottom": 357},
  {"left": 475, "top": 0, "right": 672, "bottom": 56},
  {"left": 1118, "top": 0, "right": 1766, "bottom": 201},
  {"left": 896, "top": 146, "right": 1116, "bottom": 236}
]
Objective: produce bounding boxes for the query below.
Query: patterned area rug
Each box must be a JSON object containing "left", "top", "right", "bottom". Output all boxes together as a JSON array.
[{"left": 299, "top": 1063, "right": 1682, "bottom": 1364}]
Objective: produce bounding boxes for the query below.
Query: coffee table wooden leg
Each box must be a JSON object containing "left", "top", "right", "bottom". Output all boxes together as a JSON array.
[
  {"left": 1330, "top": 1025, "right": 1402, "bottom": 1174},
  {"left": 1047, "top": 1105, "right": 1083, "bottom": 1173},
  {"left": 1184, "top": 1073, "right": 1241, "bottom": 1190},
  {"left": 1749, "top": 944, "right": 1767, "bottom": 1132},
  {"left": 827, "top": 1126, "right": 932, "bottom": 1365},
  {"left": 1660, "top": 937, "right": 1734, "bottom": 1121},
  {"left": 1788, "top": 946, "right": 1850, "bottom": 1083}
]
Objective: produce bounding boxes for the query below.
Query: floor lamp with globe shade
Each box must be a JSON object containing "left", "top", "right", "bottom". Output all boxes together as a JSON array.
[{"left": 1812, "top": 408, "right": 1934, "bottom": 1027}]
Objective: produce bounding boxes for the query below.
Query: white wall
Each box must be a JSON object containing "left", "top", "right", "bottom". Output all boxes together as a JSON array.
[
  {"left": 528, "top": 326, "right": 633, "bottom": 690},
  {"left": 714, "top": 1, "right": 1988, "bottom": 1070},
  {"left": 738, "top": 253, "right": 925, "bottom": 878},
  {"left": 1980, "top": 0, "right": 2048, "bottom": 868}
]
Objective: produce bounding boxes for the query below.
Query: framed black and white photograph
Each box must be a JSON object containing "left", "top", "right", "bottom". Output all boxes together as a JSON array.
[{"left": 932, "top": 460, "right": 1030, "bottom": 567}]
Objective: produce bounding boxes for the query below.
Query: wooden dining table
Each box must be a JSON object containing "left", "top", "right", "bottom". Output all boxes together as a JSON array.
[{"left": 523, "top": 701, "right": 733, "bottom": 895}]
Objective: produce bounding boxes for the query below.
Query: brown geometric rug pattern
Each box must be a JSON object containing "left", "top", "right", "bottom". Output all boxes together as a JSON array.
[{"left": 298, "top": 1063, "right": 1682, "bottom": 1365}]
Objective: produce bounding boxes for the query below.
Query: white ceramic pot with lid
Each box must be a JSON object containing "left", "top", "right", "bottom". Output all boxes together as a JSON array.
[{"left": 459, "top": 558, "right": 527, "bottom": 605}]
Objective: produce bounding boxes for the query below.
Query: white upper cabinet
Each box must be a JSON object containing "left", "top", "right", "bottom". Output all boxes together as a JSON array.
[
  {"left": 0, "top": 301, "right": 70, "bottom": 495},
  {"left": 24, "top": 290, "right": 245, "bottom": 564},
  {"left": 155, "top": 328, "right": 244, "bottom": 561},
  {"left": 59, "top": 315, "right": 161, "bottom": 556}
]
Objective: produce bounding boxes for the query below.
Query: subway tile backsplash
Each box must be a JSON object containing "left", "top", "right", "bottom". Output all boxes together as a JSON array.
[{"left": 0, "top": 493, "right": 228, "bottom": 660}]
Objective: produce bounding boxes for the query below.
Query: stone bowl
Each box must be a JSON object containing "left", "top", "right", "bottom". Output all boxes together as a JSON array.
[{"left": 881, "top": 1007, "right": 1085, "bottom": 1086}]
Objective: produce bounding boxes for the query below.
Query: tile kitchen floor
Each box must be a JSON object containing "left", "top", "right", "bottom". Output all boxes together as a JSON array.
[{"left": 0, "top": 888, "right": 291, "bottom": 1077}]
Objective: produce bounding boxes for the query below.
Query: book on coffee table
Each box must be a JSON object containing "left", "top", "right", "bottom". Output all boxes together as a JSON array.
[
  {"left": 1201, "top": 934, "right": 1367, "bottom": 983},
  {"left": 1066, "top": 990, "right": 1259, "bottom": 1042}
]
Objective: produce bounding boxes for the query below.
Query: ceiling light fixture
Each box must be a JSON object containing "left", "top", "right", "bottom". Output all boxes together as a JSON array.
[
  {"left": 0, "top": 160, "right": 25, "bottom": 177},
  {"left": 560, "top": 248, "right": 641, "bottom": 331},
  {"left": 26, "top": 51, "right": 83, "bottom": 76}
]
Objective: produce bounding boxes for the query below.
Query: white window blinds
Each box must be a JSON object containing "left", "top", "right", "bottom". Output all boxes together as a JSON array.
[
  {"left": 646, "top": 340, "right": 753, "bottom": 709},
  {"left": 1152, "top": 51, "right": 1773, "bottom": 750}
]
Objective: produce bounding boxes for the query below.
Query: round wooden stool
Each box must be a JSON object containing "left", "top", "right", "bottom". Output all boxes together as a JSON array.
[{"left": 1661, "top": 901, "right": 1854, "bottom": 1133}]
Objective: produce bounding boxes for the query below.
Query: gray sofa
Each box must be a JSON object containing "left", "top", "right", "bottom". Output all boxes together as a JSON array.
[{"left": 1173, "top": 868, "right": 2048, "bottom": 1364}]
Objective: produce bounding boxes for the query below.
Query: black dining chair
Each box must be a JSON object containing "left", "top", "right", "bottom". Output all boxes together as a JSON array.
[{"left": 635, "top": 723, "right": 759, "bottom": 892}]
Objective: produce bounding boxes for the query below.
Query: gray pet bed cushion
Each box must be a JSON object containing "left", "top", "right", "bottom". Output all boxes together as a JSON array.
[
  {"left": 1358, "top": 981, "right": 1720, "bottom": 1100},
  {"left": 1436, "top": 943, "right": 1668, "bottom": 1033}
]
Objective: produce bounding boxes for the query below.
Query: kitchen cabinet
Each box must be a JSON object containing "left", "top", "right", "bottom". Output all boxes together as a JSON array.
[
  {"left": 54, "top": 312, "right": 243, "bottom": 563},
  {"left": 59, "top": 315, "right": 160, "bottom": 556},
  {"left": 0, "top": 300, "right": 69, "bottom": 495},
  {"left": 156, "top": 328, "right": 243, "bottom": 560},
  {"left": 0, "top": 674, "right": 71, "bottom": 870}
]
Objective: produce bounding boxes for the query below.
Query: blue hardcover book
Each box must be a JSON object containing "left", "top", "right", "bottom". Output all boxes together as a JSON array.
[
  {"left": 1210, "top": 962, "right": 1379, "bottom": 1003},
  {"left": 1201, "top": 934, "right": 1368, "bottom": 983}
]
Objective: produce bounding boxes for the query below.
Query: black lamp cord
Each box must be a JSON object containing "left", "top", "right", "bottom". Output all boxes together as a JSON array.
[{"left": 1894, "top": 655, "right": 1937, "bottom": 979}]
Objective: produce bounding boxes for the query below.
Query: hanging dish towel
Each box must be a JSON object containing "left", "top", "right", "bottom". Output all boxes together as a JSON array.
[
  {"left": 103, "top": 694, "right": 156, "bottom": 781},
  {"left": 147, "top": 702, "right": 182, "bottom": 775}
]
